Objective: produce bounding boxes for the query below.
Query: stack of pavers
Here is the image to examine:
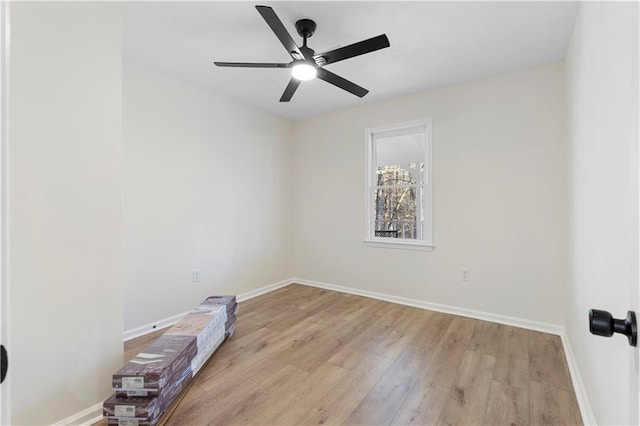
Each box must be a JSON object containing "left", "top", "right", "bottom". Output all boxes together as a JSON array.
[{"left": 103, "top": 295, "right": 237, "bottom": 426}]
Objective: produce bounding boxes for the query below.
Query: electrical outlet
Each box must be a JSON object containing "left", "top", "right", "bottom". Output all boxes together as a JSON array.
[
  {"left": 461, "top": 269, "right": 470, "bottom": 281},
  {"left": 192, "top": 269, "right": 201, "bottom": 283}
]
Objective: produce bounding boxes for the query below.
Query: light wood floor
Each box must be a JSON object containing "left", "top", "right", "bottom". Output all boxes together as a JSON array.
[{"left": 103, "top": 284, "right": 583, "bottom": 425}]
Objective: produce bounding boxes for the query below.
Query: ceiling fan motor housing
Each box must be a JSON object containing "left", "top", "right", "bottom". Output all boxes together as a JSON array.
[{"left": 295, "top": 19, "right": 317, "bottom": 39}]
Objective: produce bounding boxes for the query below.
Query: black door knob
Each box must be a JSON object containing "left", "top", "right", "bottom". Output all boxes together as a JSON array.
[
  {"left": 1, "top": 345, "right": 7, "bottom": 384},
  {"left": 589, "top": 309, "right": 637, "bottom": 347}
]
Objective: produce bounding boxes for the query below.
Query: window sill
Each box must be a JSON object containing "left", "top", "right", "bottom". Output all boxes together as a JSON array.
[{"left": 363, "top": 239, "right": 434, "bottom": 251}]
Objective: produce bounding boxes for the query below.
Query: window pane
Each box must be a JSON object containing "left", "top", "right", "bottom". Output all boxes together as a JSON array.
[
  {"left": 373, "top": 186, "right": 420, "bottom": 240},
  {"left": 375, "top": 132, "right": 425, "bottom": 185}
]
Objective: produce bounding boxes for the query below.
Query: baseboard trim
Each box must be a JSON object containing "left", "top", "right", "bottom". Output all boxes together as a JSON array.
[
  {"left": 293, "top": 277, "right": 562, "bottom": 335},
  {"left": 236, "top": 278, "right": 293, "bottom": 302},
  {"left": 560, "top": 330, "right": 597, "bottom": 425},
  {"left": 123, "top": 278, "right": 294, "bottom": 342},
  {"left": 53, "top": 402, "right": 102, "bottom": 426}
]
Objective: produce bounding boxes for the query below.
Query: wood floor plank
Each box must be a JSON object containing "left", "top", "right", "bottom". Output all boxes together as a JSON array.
[
  {"left": 261, "top": 306, "right": 312, "bottom": 332},
  {"left": 296, "top": 352, "right": 394, "bottom": 425},
  {"left": 230, "top": 310, "right": 272, "bottom": 336},
  {"left": 421, "top": 316, "right": 477, "bottom": 389},
  {"left": 409, "top": 311, "right": 454, "bottom": 351},
  {"left": 529, "top": 332, "right": 572, "bottom": 391},
  {"left": 320, "top": 311, "right": 383, "bottom": 344},
  {"left": 326, "top": 310, "right": 403, "bottom": 370},
  {"left": 197, "top": 318, "right": 322, "bottom": 385},
  {"left": 342, "top": 297, "right": 390, "bottom": 323},
  {"left": 221, "top": 322, "right": 277, "bottom": 349},
  {"left": 294, "top": 288, "right": 337, "bottom": 311},
  {"left": 494, "top": 326, "right": 530, "bottom": 389},
  {"left": 372, "top": 304, "right": 411, "bottom": 339},
  {"left": 500, "top": 325, "right": 530, "bottom": 360},
  {"left": 307, "top": 292, "right": 364, "bottom": 323},
  {"left": 371, "top": 307, "right": 431, "bottom": 360},
  {"left": 201, "top": 363, "right": 310, "bottom": 425},
  {"left": 530, "top": 380, "right": 583, "bottom": 425},
  {"left": 437, "top": 350, "right": 496, "bottom": 426},
  {"left": 483, "top": 380, "right": 529, "bottom": 426},
  {"left": 195, "top": 327, "right": 281, "bottom": 384},
  {"left": 174, "top": 382, "right": 207, "bottom": 407},
  {"left": 166, "top": 369, "right": 259, "bottom": 425},
  {"left": 279, "top": 331, "right": 344, "bottom": 373},
  {"left": 390, "top": 379, "right": 451, "bottom": 425},
  {"left": 258, "top": 362, "right": 349, "bottom": 425},
  {"left": 494, "top": 356, "right": 529, "bottom": 390},
  {"left": 346, "top": 305, "right": 416, "bottom": 367},
  {"left": 467, "top": 320, "right": 504, "bottom": 357},
  {"left": 345, "top": 344, "right": 430, "bottom": 425},
  {"left": 238, "top": 356, "right": 291, "bottom": 385}
]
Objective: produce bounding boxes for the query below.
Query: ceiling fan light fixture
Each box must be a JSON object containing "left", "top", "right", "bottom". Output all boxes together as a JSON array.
[{"left": 291, "top": 62, "right": 317, "bottom": 81}]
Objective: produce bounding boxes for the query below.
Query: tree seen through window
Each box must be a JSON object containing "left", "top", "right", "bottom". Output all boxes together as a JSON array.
[{"left": 374, "top": 162, "right": 424, "bottom": 239}]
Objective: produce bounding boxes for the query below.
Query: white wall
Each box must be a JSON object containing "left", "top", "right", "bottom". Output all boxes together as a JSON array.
[
  {"left": 566, "top": 2, "right": 639, "bottom": 424},
  {"left": 123, "top": 63, "right": 293, "bottom": 331},
  {"left": 293, "top": 63, "right": 567, "bottom": 325},
  {"left": 7, "top": 3, "right": 123, "bottom": 424}
]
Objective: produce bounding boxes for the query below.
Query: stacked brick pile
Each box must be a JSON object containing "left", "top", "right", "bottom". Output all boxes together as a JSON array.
[{"left": 103, "top": 295, "right": 237, "bottom": 426}]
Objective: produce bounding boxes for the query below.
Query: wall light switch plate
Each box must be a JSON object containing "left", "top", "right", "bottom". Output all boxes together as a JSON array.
[{"left": 192, "top": 269, "right": 201, "bottom": 283}]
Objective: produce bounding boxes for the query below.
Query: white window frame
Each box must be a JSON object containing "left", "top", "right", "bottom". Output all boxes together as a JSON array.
[{"left": 364, "top": 118, "right": 433, "bottom": 251}]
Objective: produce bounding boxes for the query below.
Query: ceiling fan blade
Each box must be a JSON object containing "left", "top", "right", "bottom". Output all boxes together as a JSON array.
[
  {"left": 214, "top": 61, "right": 289, "bottom": 68},
  {"left": 255, "top": 6, "right": 304, "bottom": 59},
  {"left": 314, "top": 34, "right": 390, "bottom": 66},
  {"left": 316, "top": 68, "right": 368, "bottom": 98},
  {"left": 279, "top": 78, "right": 301, "bottom": 102}
]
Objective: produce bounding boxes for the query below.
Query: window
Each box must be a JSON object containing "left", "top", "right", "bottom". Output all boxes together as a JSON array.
[{"left": 365, "top": 119, "right": 433, "bottom": 250}]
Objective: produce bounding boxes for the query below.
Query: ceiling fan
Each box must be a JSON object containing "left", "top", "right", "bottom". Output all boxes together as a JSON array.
[{"left": 214, "top": 5, "right": 390, "bottom": 102}]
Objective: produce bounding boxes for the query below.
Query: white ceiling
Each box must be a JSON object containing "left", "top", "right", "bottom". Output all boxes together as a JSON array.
[{"left": 123, "top": 1, "right": 579, "bottom": 120}]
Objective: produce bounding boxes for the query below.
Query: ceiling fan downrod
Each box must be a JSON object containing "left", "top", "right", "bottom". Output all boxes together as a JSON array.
[{"left": 295, "top": 19, "right": 316, "bottom": 58}]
